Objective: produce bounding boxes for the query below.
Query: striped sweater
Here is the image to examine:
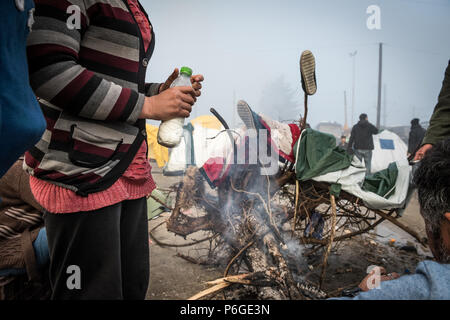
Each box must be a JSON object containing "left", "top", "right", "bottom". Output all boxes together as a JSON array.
[{"left": 24, "top": 0, "right": 161, "bottom": 196}]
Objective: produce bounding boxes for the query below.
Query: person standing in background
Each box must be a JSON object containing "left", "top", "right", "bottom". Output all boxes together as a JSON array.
[
  {"left": 347, "top": 113, "right": 379, "bottom": 175},
  {"left": 414, "top": 61, "right": 450, "bottom": 161},
  {"left": 338, "top": 135, "right": 348, "bottom": 150},
  {"left": 407, "top": 118, "right": 426, "bottom": 160},
  {"left": 25, "top": 0, "right": 203, "bottom": 299}
]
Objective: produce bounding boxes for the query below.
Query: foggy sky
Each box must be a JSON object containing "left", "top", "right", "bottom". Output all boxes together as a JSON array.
[{"left": 141, "top": 0, "right": 450, "bottom": 128}]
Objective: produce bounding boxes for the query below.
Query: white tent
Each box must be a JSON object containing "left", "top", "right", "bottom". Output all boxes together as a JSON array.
[
  {"left": 163, "top": 116, "right": 228, "bottom": 176},
  {"left": 313, "top": 130, "right": 411, "bottom": 210},
  {"left": 371, "top": 129, "right": 409, "bottom": 173}
]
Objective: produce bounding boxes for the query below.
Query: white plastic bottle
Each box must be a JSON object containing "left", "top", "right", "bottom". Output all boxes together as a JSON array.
[{"left": 157, "top": 66, "right": 193, "bottom": 148}]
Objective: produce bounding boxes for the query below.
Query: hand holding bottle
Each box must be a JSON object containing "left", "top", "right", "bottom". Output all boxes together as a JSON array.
[
  {"left": 157, "top": 66, "right": 197, "bottom": 147},
  {"left": 159, "top": 68, "right": 204, "bottom": 98},
  {"left": 140, "top": 85, "right": 196, "bottom": 121}
]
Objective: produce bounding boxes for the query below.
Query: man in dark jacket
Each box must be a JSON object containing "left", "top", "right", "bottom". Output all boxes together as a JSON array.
[
  {"left": 347, "top": 114, "right": 379, "bottom": 175},
  {"left": 407, "top": 118, "right": 426, "bottom": 159}
]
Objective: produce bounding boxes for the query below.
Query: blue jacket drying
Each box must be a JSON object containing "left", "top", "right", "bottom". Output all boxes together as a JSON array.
[{"left": 0, "top": 0, "right": 46, "bottom": 178}]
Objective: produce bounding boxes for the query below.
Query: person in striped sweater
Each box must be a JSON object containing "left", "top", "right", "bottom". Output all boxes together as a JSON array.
[{"left": 25, "top": 0, "right": 204, "bottom": 299}]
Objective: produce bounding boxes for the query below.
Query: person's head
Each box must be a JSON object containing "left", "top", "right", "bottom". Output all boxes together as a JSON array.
[
  {"left": 359, "top": 113, "right": 368, "bottom": 121},
  {"left": 411, "top": 118, "right": 420, "bottom": 126},
  {"left": 413, "top": 138, "right": 450, "bottom": 263},
  {"left": 340, "top": 135, "right": 347, "bottom": 144}
]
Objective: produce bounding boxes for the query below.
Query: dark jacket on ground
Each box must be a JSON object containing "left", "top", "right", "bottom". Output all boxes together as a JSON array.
[
  {"left": 423, "top": 60, "right": 450, "bottom": 146},
  {"left": 408, "top": 123, "right": 426, "bottom": 155},
  {"left": 347, "top": 120, "right": 379, "bottom": 151},
  {"left": 0, "top": 159, "right": 44, "bottom": 279}
]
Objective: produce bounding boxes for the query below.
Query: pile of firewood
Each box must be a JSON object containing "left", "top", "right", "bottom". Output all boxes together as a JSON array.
[{"left": 150, "top": 159, "right": 424, "bottom": 300}]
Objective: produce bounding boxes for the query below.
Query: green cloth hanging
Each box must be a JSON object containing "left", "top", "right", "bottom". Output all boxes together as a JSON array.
[
  {"left": 362, "top": 162, "right": 399, "bottom": 198},
  {"left": 294, "top": 129, "right": 353, "bottom": 181}
]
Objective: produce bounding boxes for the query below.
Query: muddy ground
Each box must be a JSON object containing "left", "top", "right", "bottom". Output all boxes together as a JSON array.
[{"left": 145, "top": 161, "right": 431, "bottom": 300}]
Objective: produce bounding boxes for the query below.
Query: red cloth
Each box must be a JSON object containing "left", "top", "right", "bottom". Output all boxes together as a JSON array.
[
  {"left": 28, "top": 1, "right": 157, "bottom": 214},
  {"left": 30, "top": 141, "right": 156, "bottom": 214},
  {"left": 127, "top": 0, "right": 152, "bottom": 51}
]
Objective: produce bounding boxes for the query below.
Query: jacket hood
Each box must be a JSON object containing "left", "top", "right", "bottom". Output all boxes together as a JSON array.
[{"left": 358, "top": 119, "right": 370, "bottom": 127}]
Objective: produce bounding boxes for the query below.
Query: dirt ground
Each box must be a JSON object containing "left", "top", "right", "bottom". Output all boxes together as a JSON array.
[
  {"left": 145, "top": 161, "right": 431, "bottom": 300},
  {"left": 146, "top": 163, "right": 223, "bottom": 300}
]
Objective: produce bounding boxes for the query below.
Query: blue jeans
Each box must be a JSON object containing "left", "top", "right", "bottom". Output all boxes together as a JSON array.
[
  {"left": 0, "top": 228, "right": 49, "bottom": 277},
  {"left": 354, "top": 149, "right": 373, "bottom": 175}
]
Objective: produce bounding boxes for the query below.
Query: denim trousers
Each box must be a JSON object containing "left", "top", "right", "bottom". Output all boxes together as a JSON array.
[{"left": 354, "top": 149, "right": 373, "bottom": 175}]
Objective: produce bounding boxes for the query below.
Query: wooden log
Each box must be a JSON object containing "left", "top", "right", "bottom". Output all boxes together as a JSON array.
[{"left": 188, "top": 282, "right": 231, "bottom": 300}]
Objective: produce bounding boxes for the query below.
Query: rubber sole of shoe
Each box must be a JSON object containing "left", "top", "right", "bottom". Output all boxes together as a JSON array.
[
  {"left": 237, "top": 100, "right": 256, "bottom": 130},
  {"left": 300, "top": 50, "right": 317, "bottom": 96}
]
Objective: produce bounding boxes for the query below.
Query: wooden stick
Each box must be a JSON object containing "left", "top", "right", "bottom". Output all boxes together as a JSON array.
[
  {"left": 206, "top": 273, "right": 251, "bottom": 286},
  {"left": 374, "top": 209, "right": 426, "bottom": 245},
  {"left": 293, "top": 180, "right": 300, "bottom": 234},
  {"left": 301, "top": 93, "right": 308, "bottom": 131},
  {"left": 188, "top": 282, "right": 230, "bottom": 300},
  {"left": 224, "top": 240, "right": 255, "bottom": 277},
  {"left": 320, "top": 194, "right": 337, "bottom": 289},
  {"left": 188, "top": 274, "right": 252, "bottom": 300}
]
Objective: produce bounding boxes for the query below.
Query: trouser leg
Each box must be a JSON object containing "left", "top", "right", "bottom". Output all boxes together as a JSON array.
[
  {"left": 354, "top": 149, "right": 363, "bottom": 163},
  {"left": 44, "top": 204, "right": 123, "bottom": 300},
  {"left": 364, "top": 150, "right": 373, "bottom": 175},
  {"left": 120, "top": 197, "right": 149, "bottom": 300}
]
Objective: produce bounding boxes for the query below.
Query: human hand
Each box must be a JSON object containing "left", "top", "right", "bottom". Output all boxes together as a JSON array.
[
  {"left": 358, "top": 266, "right": 400, "bottom": 292},
  {"left": 191, "top": 74, "right": 204, "bottom": 98},
  {"left": 159, "top": 68, "right": 180, "bottom": 93},
  {"left": 140, "top": 86, "right": 196, "bottom": 121},
  {"left": 414, "top": 144, "right": 433, "bottom": 161},
  {"left": 159, "top": 69, "right": 204, "bottom": 99}
]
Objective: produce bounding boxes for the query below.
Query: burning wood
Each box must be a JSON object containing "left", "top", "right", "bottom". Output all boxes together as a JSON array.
[{"left": 152, "top": 160, "right": 425, "bottom": 300}]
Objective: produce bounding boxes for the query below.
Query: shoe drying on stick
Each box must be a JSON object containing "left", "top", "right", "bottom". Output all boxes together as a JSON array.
[{"left": 157, "top": 67, "right": 193, "bottom": 148}]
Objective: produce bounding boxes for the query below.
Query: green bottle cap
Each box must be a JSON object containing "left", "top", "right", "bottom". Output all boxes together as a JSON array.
[{"left": 180, "top": 66, "right": 193, "bottom": 77}]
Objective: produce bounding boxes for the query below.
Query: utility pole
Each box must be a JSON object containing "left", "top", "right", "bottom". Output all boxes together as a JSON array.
[
  {"left": 349, "top": 51, "right": 357, "bottom": 126},
  {"left": 376, "top": 42, "right": 383, "bottom": 129},
  {"left": 233, "top": 90, "right": 236, "bottom": 127},
  {"left": 383, "top": 84, "right": 387, "bottom": 128},
  {"left": 344, "top": 91, "right": 349, "bottom": 132}
]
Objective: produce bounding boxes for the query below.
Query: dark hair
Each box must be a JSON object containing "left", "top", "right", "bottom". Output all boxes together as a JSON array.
[
  {"left": 411, "top": 118, "right": 420, "bottom": 126},
  {"left": 413, "top": 138, "right": 450, "bottom": 243},
  {"left": 359, "top": 113, "right": 368, "bottom": 121}
]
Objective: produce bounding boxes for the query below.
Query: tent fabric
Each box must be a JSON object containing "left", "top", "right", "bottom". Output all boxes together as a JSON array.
[
  {"left": 190, "top": 115, "right": 223, "bottom": 130},
  {"left": 310, "top": 130, "right": 411, "bottom": 210},
  {"left": 147, "top": 188, "right": 170, "bottom": 220},
  {"left": 294, "top": 128, "right": 353, "bottom": 181},
  {"left": 163, "top": 117, "right": 228, "bottom": 176},
  {"left": 362, "top": 162, "right": 399, "bottom": 198},
  {"left": 146, "top": 124, "right": 169, "bottom": 168},
  {"left": 371, "top": 129, "right": 409, "bottom": 173}
]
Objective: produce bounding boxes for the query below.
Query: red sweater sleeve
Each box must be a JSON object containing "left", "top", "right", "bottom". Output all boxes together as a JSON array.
[{"left": 27, "top": 0, "right": 145, "bottom": 124}]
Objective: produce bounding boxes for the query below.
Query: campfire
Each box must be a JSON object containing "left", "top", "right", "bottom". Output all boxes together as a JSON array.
[
  {"left": 149, "top": 157, "right": 423, "bottom": 300},
  {"left": 148, "top": 51, "right": 424, "bottom": 300}
]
